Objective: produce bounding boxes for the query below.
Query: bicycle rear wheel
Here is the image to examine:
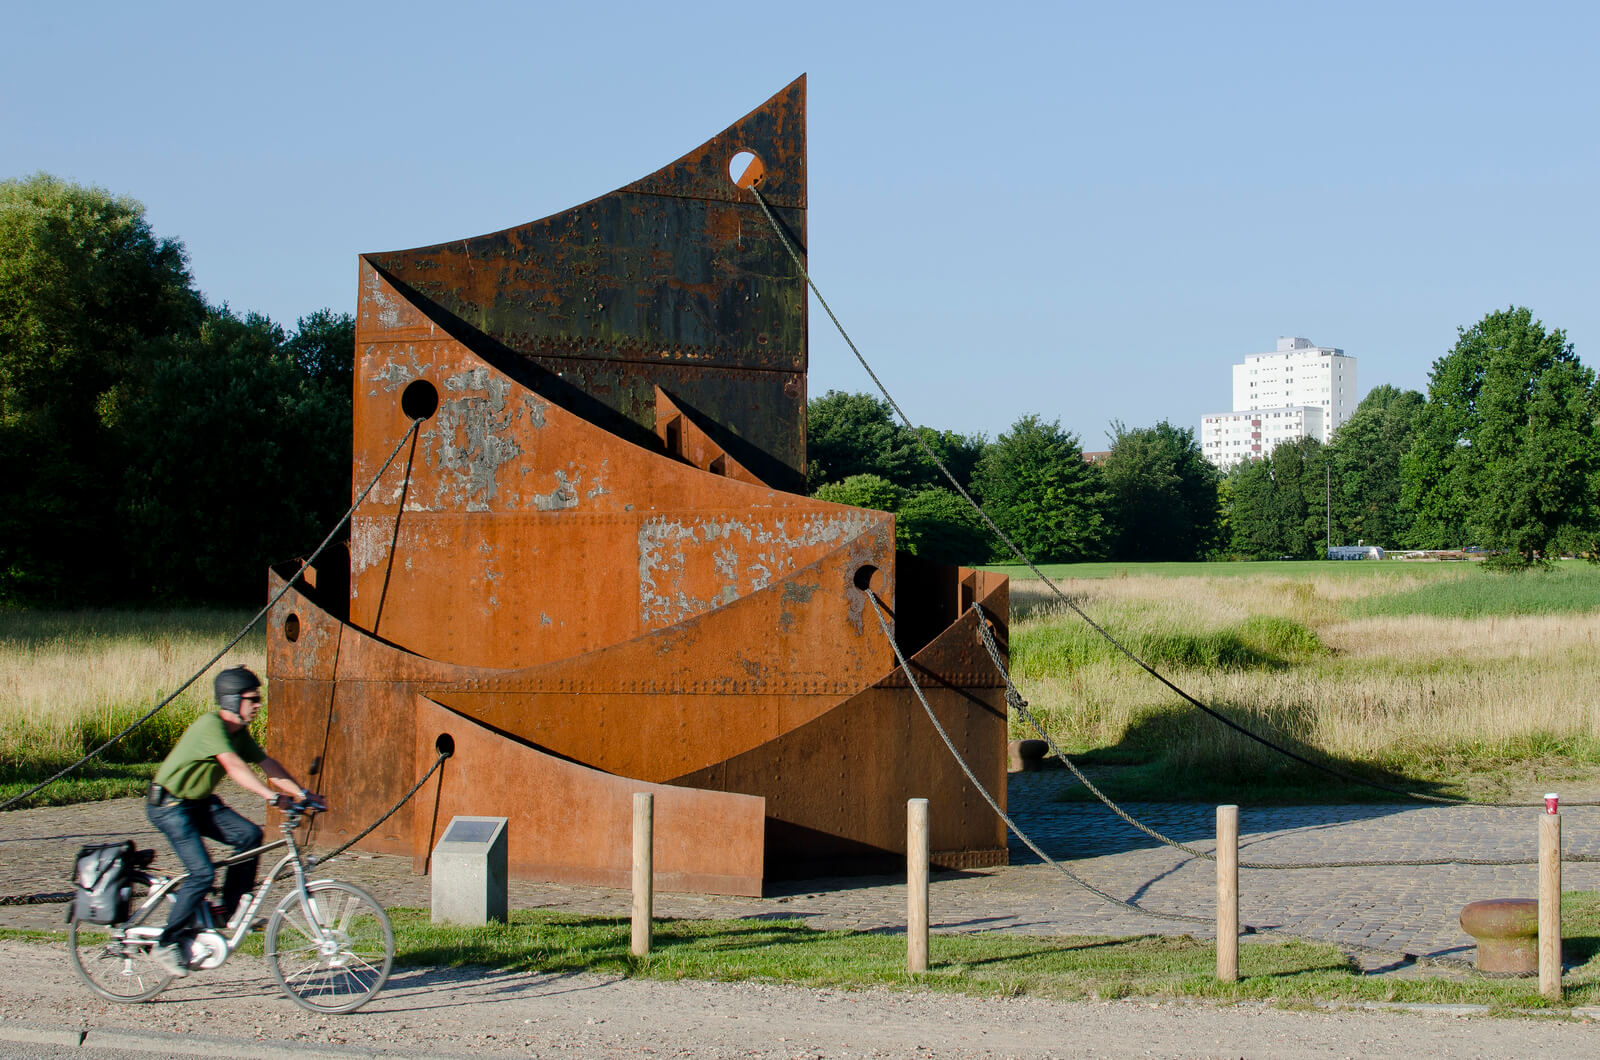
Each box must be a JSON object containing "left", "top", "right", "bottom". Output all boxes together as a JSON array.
[
  {"left": 67, "top": 920, "right": 172, "bottom": 1003},
  {"left": 265, "top": 880, "right": 393, "bottom": 1014}
]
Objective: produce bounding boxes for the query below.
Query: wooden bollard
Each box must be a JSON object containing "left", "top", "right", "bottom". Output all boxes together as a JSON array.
[
  {"left": 907, "top": 798, "right": 929, "bottom": 974},
  {"left": 1539, "top": 808, "right": 1561, "bottom": 999},
  {"left": 632, "top": 792, "right": 653, "bottom": 958},
  {"left": 1217, "top": 804, "right": 1239, "bottom": 983}
]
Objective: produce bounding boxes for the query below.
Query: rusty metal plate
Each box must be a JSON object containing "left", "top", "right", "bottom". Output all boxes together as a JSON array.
[{"left": 268, "top": 77, "right": 1011, "bottom": 893}]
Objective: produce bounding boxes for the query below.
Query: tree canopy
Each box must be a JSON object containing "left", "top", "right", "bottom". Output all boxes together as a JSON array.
[
  {"left": 0, "top": 174, "right": 353, "bottom": 604},
  {"left": 805, "top": 390, "right": 927, "bottom": 492},
  {"left": 1226, "top": 436, "right": 1329, "bottom": 559},
  {"left": 1099, "top": 420, "right": 1219, "bottom": 561},
  {"left": 1326, "top": 384, "right": 1423, "bottom": 549},
  {"left": 973, "top": 415, "right": 1108, "bottom": 563},
  {"left": 1400, "top": 307, "right": 1600, "bottom": 563},
  {"left": 0, "top": 174, "right": 206, "bottom": 600}
]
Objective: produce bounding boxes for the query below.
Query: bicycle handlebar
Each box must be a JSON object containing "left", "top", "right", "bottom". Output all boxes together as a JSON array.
[{"left": 275, "top": 793, "right": 328, "bottom": 817}]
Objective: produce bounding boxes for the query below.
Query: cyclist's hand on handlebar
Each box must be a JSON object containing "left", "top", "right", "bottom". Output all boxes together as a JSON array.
[{"left": 271, "top": 793, "right": 296, "bottom": 810}]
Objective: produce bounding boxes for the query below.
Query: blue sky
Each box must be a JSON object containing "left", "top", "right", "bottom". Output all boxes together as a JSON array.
[{"left": 5, "top": 1, "right": 1596, "bottom": 445}]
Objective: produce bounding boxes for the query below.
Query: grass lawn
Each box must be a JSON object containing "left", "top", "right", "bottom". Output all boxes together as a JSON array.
[
  {"left": 4, "top": 560, "right": 1598, "bottom": 807},
  {"left": 987, "top": 559, "right": 1600, "bottom": 804},
  {"left": 0, "top": 609, "right": 262, "bottom": 806},
  {"left": 25, "top": 899, "right": 1600, "bottom": 1011}
]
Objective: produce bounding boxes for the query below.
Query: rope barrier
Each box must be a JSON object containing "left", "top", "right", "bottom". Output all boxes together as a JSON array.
[
  {"left": 746, "top": 180, "right": 1586, "bottom": 812},
  {"left": 0, "top": 417, "right": 424, "bottom": 813},
  {"left": 309, "top": 749, "right": 450, "bottom": 868},
  {"left": 0, "top": 748, "right": 451, "bottom": 908},
  {"left": 969, "top": 607, "right": 1590, "bottom": 870},
  {"left": 865, "top": 592, "right": 1208, "bottom": 926},
  {"left": 0, "top": 891, "right": 74, "bottom": 907},
  {"left": 872, "top": 594, "right": 1568, "bottom": 975}
]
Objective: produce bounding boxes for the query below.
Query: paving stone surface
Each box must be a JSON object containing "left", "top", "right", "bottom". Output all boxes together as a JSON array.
[{"left": 5, "top": 770, "right": 1595, "bottom": 970}]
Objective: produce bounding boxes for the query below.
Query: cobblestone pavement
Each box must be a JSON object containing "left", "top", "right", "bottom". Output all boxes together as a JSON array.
[{"left": 4, "top": 770, "right": 1594, "bottom": 970}]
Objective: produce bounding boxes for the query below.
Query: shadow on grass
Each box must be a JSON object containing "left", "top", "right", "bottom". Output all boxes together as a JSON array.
[
  {"left": 1048, "top": 704, "right": 1463, "bottom": 807},
  {"left": 396, "top": 914, "right": 840, "bottom": 978}
]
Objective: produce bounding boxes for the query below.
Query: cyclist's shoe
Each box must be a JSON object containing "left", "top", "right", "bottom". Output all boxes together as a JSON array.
[{"left": 152, "top": 942, "right": 190, "bottom": 979}]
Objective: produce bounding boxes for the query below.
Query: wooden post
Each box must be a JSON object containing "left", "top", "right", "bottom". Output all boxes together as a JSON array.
[
  {"left": 632, "top": 792, "right": 653, "bottom": 958},
  {"left": 1539, "top": 811, "right": 1562, "bottom": 1000},
  {"left": 1217, "top": 804, "right": 1239, "bottom": 983},
  {"left": 907, "top": 798, "right": 929, "bottom": 974}
]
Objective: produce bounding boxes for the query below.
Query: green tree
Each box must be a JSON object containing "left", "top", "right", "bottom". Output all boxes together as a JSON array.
[
  {"left": 115, "top": 308, "right": 353, "bottom": 602},
  {"left": 1100, "top": 420, "right": 1220, "bottom": 561},
  {"left": 912, "top": 426, "right": 988, "bottom": 493},
  {"left": 0, "top": 174, "right": 204, "bottom": 601},
  {"left": 896, "top": 486, "right": 995, "bottom": 565},
  {"left": 284, "top": 308, "right": 356, "bottom": 387},
  {"left": 805, "top": 391, "right": 926, "bottom": 491},
  {"left": 1327, "top": 385, "right": 1423, "bottom": 548},
  {"left": 814, "top": 475, "right": 994, "bottom": 566},
  {"left": 812, "top": 473, "right": 903, "bottom": 512},
  {"left": 972, "top": 415, "right": 1109, "bottom": 563},
  {"left": 1401, "top": 307, "right": 1600, "bottom": 563},
  {"left": 1225, "top": 437, "right": 1328, "bottom": 559}
]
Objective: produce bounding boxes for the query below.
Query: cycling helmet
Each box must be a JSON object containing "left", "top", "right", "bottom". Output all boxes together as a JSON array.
[{"left": 214, "top": 666, "right": 261, "bottom": 715}]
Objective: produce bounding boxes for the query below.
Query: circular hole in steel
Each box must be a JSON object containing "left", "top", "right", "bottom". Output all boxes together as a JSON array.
[
  {"left": 284, "top": 613, "right": 300, "bottom": 643},
  {"left": 401, "top": 379, "right": 439, "bottom": 421},
  {"left": 853, "top": 565, "right": 880, "bottom": 592},
  {"left": 435, "top": 733, "right": 456, "bottom": 757},
  {"left": 728, "top": 150, "right": 765, "bottom": 189}
]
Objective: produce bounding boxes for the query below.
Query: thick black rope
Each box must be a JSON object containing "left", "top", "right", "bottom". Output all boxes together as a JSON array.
[
  {"left": 0, "top": 417, "right": 424, "bottom": 813},
  {"left": 0, "top": 891, "right": 75, "bottom": 907},
  {"left": 873, "top": 595, "right": 1558, "bottom": 976},
  {"left": 746, "top": 182, "right": 1583, "bottom": 812},
  {"left": 865, "top": 592, "right": 1208, "bottom": 926},
  {"left": 308, "top": 749, "right": 450, "bottom": 868},
  {"left": 0, "top": 751, "right": 450, "bottom": 907},
  {"left": 971, "top": 608, "right": 1598, "bottom": 869}
]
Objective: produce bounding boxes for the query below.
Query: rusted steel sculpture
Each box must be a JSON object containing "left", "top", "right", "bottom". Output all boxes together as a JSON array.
[{"left": 266, "top": 76, "right": 1010, "bottom": 896}]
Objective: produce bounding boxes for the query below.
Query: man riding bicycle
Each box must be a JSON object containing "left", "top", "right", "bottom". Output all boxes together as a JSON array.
[{"left": 145, "top": 666, "right": 312, "bottom": 978}]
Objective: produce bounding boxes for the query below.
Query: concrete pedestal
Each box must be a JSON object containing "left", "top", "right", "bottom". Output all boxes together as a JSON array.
[{"left": 431, "top": 816, "right": 508, "bottom": 925}]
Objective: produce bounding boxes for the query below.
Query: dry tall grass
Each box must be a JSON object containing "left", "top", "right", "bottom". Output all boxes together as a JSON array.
[
  {"left": 1007, "top": 566, "right": 1600, "bottom": 795},
  {"left": 0, "top": 611, "right": 263, "bottom": 773}
]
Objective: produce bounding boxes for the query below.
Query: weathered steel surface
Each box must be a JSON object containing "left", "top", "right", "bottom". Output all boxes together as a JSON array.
[
  {"left": 412, "top": 695, "right": 766, "bottom": 895},
  {"left": 267, "top": 76, "right": 1011, "bottom": 893},
  {"left": 363, "top": 77, "right": 808, "bottom": 495}
]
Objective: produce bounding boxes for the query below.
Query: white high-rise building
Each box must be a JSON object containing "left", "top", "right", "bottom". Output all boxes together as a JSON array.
[{"left": 1200, "top": 337, "right": 1357, "bottom": 469}]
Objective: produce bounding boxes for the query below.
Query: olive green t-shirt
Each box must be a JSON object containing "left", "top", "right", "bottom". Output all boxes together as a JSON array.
[{"left": 153, "top": 711, "right": 266, "bottom": 800}]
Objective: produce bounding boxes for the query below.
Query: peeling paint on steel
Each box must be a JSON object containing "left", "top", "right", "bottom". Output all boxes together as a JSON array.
[{"left": 636, "top": 511, "right": 880, "bottom": 625}]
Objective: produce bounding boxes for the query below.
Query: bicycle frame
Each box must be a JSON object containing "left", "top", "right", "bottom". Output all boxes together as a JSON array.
[
  {"left": 120, "top": 809, "right": 325, "bottom": 962},
  {"left": 74, "top": 795, "right": 395, "bottom": 1013}
]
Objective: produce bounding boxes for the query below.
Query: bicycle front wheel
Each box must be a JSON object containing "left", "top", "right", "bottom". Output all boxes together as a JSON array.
[
  {"left": 67, "top": 920, "right": 172, "bottom": 1003},
  {"left": 265, "top": 880, "right": 393, "bottom": 1014}
]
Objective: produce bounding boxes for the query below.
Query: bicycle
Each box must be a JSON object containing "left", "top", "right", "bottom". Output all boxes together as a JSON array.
[{"left": 67, "top": 794, "right": 395, "bottom": 1014}]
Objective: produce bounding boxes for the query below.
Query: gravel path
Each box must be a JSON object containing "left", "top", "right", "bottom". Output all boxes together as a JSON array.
[
  {"left": 5, "top": 772, "right": 1600, "bottom": 1055},
  {"left": 2, "top": 938, "right": 1599, "bottom": 1059},
  {"left": 6, "top": 772, "right": 1594, "bottom": 966}
]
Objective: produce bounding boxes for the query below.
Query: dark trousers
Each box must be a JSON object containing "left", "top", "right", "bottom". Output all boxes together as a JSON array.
[{"left": 146, "top": 796, "right": 263, "bottom": 946}]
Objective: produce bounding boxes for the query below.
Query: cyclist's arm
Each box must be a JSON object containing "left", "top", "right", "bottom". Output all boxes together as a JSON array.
[
  {"left": 216, "top": 751, "right": 304, "bottom": 802},
  {"left": 259, "top": 756, "right": 308, "bottom": 799}
]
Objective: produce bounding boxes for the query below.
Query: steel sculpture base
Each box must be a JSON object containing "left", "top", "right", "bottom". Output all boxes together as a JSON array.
[{"left": 268, "top": 75, "right": 1010, "bottom": 895}]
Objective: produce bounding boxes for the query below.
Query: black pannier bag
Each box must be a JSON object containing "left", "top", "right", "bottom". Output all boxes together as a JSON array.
[{"left": 71, "top": 840, "right": 135, "bottom": 924}]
